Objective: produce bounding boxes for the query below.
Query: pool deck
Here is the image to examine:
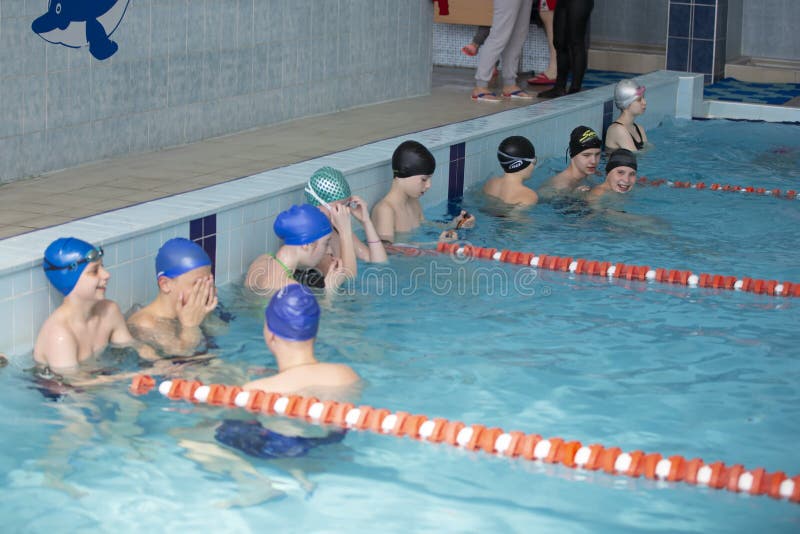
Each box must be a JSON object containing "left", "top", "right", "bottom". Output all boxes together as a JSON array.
[
  {"left": 0, "top": 67, "right": 545, "bottom": 240},
  {"left": 2, "top": 66, "right": 798, "bottom": 241}
]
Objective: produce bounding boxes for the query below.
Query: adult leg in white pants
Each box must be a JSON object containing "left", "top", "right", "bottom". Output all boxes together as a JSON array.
[{"left": 472, "top": 0, "right": 534, "bottom": 102}]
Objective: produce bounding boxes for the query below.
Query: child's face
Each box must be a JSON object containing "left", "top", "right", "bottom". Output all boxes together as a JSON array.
[
  {"left": 72, "top": 260, "right": 110, "bottom": 301},
  {"left": 606, "top": 166, "right": 637, "bottom": 193},
  {"left": 304, "top": 234, "right": 332, "bottom": 267},
  {"left": 574, "top": 149, "right": 601, "bottom": 175},
  {"left": 170, "top": 266, "right": 214, "bottom": 303},
  {"left": 399, "top": 174, "right": 432, "bottom": 198},
  {"left": 628, "top": 96, "right": 646, "bottom": 115}
]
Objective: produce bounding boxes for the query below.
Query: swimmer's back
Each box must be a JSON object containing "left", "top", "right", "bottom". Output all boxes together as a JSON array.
[{"left": 244, "top": 362, "right": 359, "bottom": 395}]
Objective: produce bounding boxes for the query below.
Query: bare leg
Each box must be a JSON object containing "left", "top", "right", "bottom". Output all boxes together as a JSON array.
[{"left": 540, "top": 9, "right": 557, "bottom": 79}]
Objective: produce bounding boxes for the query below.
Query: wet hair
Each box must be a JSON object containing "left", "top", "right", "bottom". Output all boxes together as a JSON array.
[
  {"left": 392, "top": 140, "right": 436, "bottom": 178},
  {"left": 605, "top": 149, "right": 638, "bottom": 173},
  {"left": 497, "top": 136, "right": 536, "bottom": 173},
  {"left": 568, "top": 126, "right": 602, "bottom": 158}
]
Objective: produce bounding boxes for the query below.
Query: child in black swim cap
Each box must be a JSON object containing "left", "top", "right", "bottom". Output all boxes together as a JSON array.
[
  {"left": 372, "top": 140, "right": 474, "bottom": 244},
  {"left": 482, "top": 135, "right": 539, "bottom": 206},
  {"left": 537, "top": 126, "right": 602, "bottom": 202},
  {"left": 587, "top": 149, "right": 638, "bottom": 201}
]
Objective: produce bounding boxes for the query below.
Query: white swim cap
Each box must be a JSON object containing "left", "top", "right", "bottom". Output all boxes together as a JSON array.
[{"left": 614, "top": 79, "right": 645, "bottom": 110}]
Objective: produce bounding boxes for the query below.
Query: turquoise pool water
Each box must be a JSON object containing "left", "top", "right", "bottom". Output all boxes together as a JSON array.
[{"left": 1, "top": 118, "right": 799, "bottom": 531}]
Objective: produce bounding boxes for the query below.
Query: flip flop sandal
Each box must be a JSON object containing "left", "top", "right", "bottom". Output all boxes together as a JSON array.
[
  {"left": 461, "top": 44, "right": 478, "bottom": 57},
  {"left": 502, "top": 90, "right": 534, "bottom": 100},
  {"left": 527, "top": 73, "right": 556, "bottom": 85},
  {"left": 471, "top": 92, "right": 501, "bottom": 103}
]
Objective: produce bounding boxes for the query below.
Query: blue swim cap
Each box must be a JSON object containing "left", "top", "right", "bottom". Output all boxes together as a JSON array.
[
  {"left": 156, "top": 238, "right": 212, "bottom": 279},
  {"left": 42, "top": 237, "right": 102, "bottom": 295},
  {"left": 265, "top": 284, "right": 320, "bottom": 341},
  {"left": 273, "top": 204, "right": 332, "bottom": 246}
]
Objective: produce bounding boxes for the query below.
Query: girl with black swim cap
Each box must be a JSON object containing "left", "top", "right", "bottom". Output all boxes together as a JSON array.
[
  {"left": 587, "top": 148, "right": 638, "bottom": 201},
  {"left": 372, "top": 140, "right": 474, "bottom": 244},
  {"left": 537, "top": 125, "right": 602, "bottom": 202},
  {"left": 482, "top": 135, "right": 539, "bottom": 206}
]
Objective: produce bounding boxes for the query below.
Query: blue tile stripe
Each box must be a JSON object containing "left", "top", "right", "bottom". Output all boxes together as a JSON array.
[
  {"left": 447, "top": 142, "right": 466, "bottom": 217},
  {"left": 190, "top": 214, "right": 217, "bottom": 275},
  {"left": 447, "top": 142, "right": 465, "bottom": 200}
]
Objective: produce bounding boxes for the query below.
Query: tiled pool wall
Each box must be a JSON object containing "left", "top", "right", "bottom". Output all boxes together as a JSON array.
[
  {"left": 0, "top": 1, "right": 433, "bottom": 184},
  {"left": 0, "top": 71, "right": 701, "bottom": 359}
]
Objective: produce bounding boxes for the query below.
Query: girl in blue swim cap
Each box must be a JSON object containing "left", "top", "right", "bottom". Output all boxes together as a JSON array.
[
  {"left": 34, "top": 237, "right": 143, "bottom": 376},
  {"left": 246, "top": 205, "right": 349, "bottom": 295},
  {"left": 127, "top": 238, "right": 218, "bottom": 357},
  {"left": 372, "top": 140, "right": 475, "bottom": 244}
]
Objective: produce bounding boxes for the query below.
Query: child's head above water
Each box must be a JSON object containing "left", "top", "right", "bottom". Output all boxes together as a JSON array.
[
  {"left": 392, "top": 140, "right": 436, "bottom": 178},
  {"left": 305, "top": 167, "right": 352, "bottom": 207},
  {"left": 497, "top": 135, "right": 536, "bottom": 173},
  {"left": 42, "top": 237, "right": 104, "bottom": 295},
  {"left": 569, "top": 126, "right": 602, "bottom": 159},
  {"left": 614, "top": 79, "right": 646, "bottom": 111},
  {"left": 265, "top": 283, "right": 320, "bottom": 341},
  {"left": 155, "top": 238, "right": 211, "bottom": 280},
  {"left": 274, "top": 204, "right": 333, "bottom": 246}
]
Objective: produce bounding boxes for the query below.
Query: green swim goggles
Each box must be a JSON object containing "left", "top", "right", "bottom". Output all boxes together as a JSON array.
[{"left": 44, "top": 247, "right": 104, "bottom": 271}]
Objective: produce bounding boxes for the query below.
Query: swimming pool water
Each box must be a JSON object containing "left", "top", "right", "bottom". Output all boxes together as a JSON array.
[{"left": 1, "top": 118, "right": 799, "bottom": 532}]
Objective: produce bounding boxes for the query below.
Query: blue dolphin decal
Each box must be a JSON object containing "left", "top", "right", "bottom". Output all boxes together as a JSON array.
[{"left": 32, "top": 1, "right": 129, "bottom": 60}]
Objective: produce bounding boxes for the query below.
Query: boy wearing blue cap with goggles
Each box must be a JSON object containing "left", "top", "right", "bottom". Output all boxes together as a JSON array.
[
  {"left": 127, "top": 238, "right": 218, "bottom": 357},
  {"left": 34, "top": 237, "right": 142, "bottom": 374},
  {"left": 246, "top": 204, "right": 350, "bottom": 295}
]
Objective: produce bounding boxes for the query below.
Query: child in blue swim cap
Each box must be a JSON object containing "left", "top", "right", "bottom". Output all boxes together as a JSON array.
[
  {"left": 34, "top": 237, "right": 139, "bottom": 374},
  {"left": 537, "top": 125, "right": 602, "bottom": 202},
  {"left": 245, "top": 284, "right": 359, "bottom": 393},
  {"left": 371, "top": 140, "right": 475, "bottom": 244},
  {"left": 127, "top": 238, "right": 218, "bottom": 357},
  {"left": 482, "top": 135, "right": 540, "bottom": 206},
  {"left": 305, "top": 166, "right": 387, "bottom": 267},
  {"left": 203, "top": 284, "right": 358, "bottom": 490},
  {"left": 246, "top": 204, "right": 349, "bottom": 295}
]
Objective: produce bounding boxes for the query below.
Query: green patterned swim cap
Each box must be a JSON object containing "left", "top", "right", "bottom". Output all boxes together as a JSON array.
[{"left": 304, "top": 167, "right": 352, "bottom": 207}]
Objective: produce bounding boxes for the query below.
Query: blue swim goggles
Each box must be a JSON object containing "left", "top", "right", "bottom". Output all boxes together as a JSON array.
[{"left": 43, "top": 247, "right": 104, "bottom": 271}]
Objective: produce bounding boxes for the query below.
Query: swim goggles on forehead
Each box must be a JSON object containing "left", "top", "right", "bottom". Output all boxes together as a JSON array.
[
  {"left": 497, "top": 149, "right": 536, "bottom": 167},
  {"left": 43, "top": 247, "right": 104, "bottom": 271},
  {"left": 304, "top": 185, "right": 357, "bottom": 210}
]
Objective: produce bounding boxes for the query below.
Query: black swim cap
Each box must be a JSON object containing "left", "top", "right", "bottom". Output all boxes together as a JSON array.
[
  {"left": 605, "top": 149, "right": 638, "bottom": 173},
  {"left": 392, "top": 140, "right": 436, "bottom": 178},
  {"left": 569, "top": 126, "right": 602, "bottom": 158},
  {"left": 497, "top": 136, "right": 536, "bottom": 173}
]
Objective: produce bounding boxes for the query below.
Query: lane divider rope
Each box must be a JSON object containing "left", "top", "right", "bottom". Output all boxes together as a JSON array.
[
  {"left": 637, "top": 177, "right": 799, "bottom": 200},
  {"left": 130, "top": 375, "right": 800, "bottom": 504},
  {"left": 436, "top": 242, "right": 800, "bottom": 298}
]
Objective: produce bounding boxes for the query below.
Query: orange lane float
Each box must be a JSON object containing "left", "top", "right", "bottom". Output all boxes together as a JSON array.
[
  {"left": 637, "top": 176, "right": 799, "bottom": 200},
  {"left": 130, "top": 376, "right": 800, "bottom": 504},
  {"left": 435, "top": 242, "right": 800, "bottom": 298}
]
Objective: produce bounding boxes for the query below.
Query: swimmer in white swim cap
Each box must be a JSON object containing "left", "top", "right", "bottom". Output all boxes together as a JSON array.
[{"left": 605, "top": 79, "right": 649, "bottom": 152}]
